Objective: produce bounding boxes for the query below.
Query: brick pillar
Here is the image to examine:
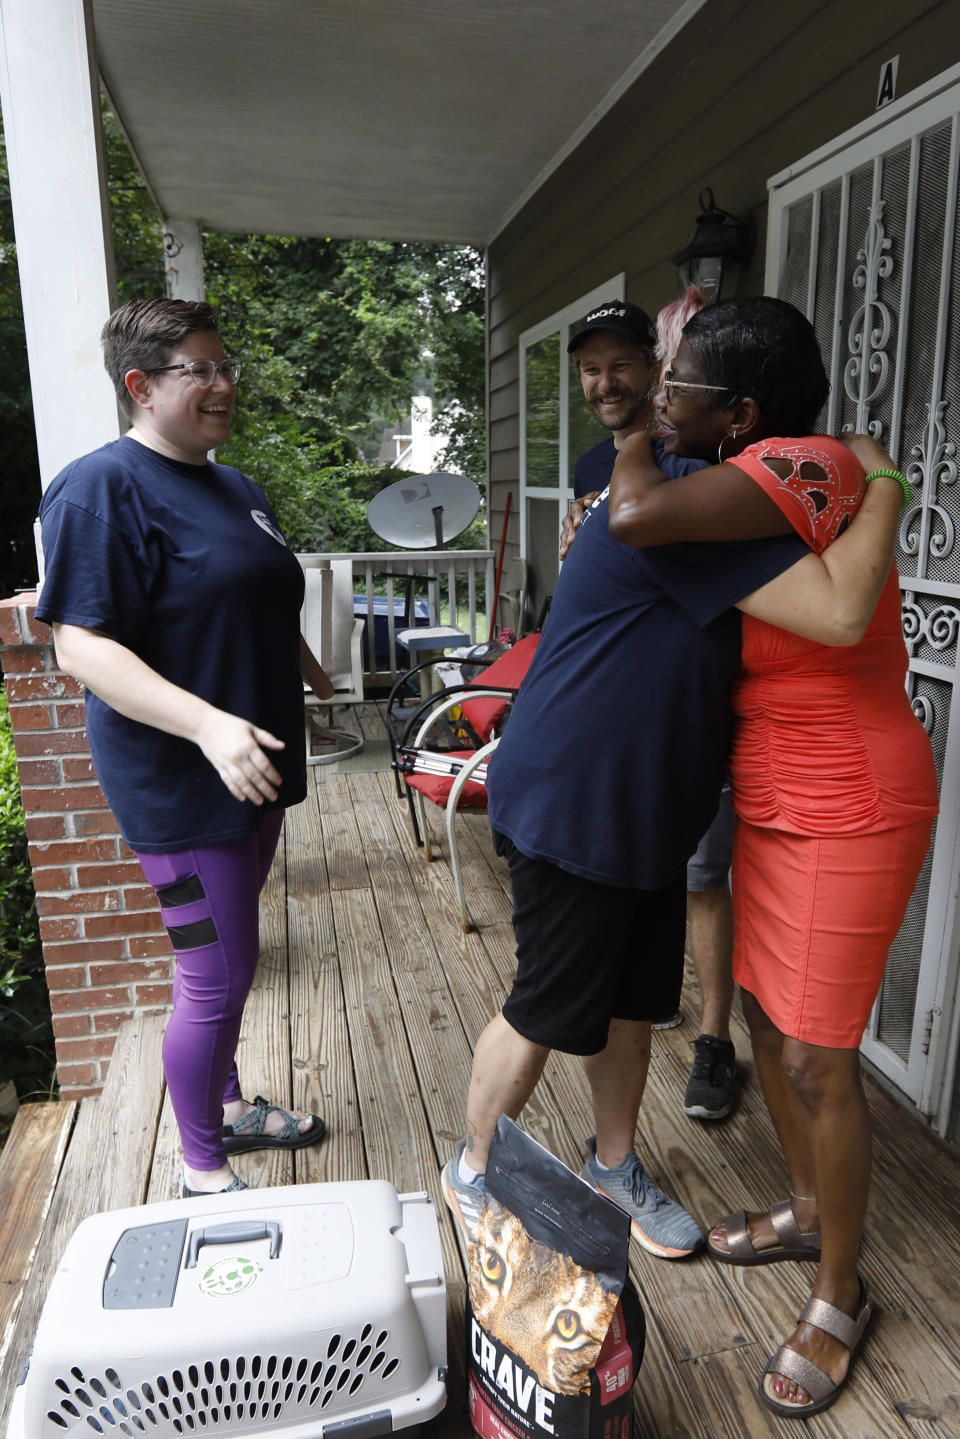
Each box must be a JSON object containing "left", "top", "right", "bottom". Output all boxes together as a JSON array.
[{"left": 0, "top": 594, "right": 173, "bottom": 1098}]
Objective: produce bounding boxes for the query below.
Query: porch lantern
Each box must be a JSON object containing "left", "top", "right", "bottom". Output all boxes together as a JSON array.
[{"left": 672, "top": 188, "right": 756, "bottom": 303}]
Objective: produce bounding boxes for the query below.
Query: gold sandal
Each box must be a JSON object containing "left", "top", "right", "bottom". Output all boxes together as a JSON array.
[
  {"left": 707, "top": 1198, "right": 821, "bottom": 1265},
  {"left": 759, "top": 1279, "right": 874, "bottom": 1418}
]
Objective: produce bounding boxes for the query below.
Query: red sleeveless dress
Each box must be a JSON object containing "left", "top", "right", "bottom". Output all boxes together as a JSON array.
[{"left": 725, "top": 437, "right": 938, "bottom": 1046}]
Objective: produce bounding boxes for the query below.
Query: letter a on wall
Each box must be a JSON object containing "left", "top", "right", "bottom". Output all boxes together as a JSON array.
[{"left": 877, "top": 57, "right": 899, "bottom": 111}]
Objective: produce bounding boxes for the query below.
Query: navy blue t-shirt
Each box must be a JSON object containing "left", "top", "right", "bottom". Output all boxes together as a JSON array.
[
  {"left": 36, "top": 435, "right": 307, "bottom": 853},
  {"left": 573, "top": 436, "right": 705, "bottom": 498},
  {"left": 486, "top": 487, "right": 809, "bottom": 889}
]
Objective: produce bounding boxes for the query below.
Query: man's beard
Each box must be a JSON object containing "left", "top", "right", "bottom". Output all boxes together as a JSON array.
[{"left": 590, "top": 391, "right": 650, "bottom": 433}]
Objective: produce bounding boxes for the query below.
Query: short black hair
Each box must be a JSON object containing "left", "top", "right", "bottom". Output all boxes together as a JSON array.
[
  {"left": 681, "top": 296, "right": 829, "bottom": 435},
  {"left": 101, "top": 298, "right": 221, "bottom": 416}
]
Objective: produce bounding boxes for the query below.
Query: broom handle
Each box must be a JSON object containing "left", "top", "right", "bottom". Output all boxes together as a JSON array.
[{"left": 488, "top": 490, "right": 513, "bottom": 635}]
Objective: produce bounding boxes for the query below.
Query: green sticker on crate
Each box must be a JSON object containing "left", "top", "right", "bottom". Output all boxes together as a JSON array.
[{"left": 199, "top": 1255, "right": 262, "bottom": 1297}]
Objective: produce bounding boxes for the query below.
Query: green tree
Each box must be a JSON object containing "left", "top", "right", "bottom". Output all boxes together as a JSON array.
[
  {"left": 102, "top": 102, "right": 165, "bottom": 303},
  {"left": 202, "top": 232, "right": 486, "bottom": 548},
  {"left": 0, "top": 99, "right": 487, "bottom": 589}
]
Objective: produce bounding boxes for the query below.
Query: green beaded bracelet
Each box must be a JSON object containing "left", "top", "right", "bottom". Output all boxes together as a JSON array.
[{"left": 864, "top": 467, "right": 911, "bottom": 509}]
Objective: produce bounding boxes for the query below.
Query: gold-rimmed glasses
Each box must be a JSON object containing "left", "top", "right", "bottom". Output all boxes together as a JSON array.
[{"left": 661, "top": 375, "right": 734, "bottom": 402}]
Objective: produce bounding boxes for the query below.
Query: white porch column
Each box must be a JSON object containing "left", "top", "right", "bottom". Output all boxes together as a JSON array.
[
  {"left": 162, "top": 219, "right": 206, "bottom": 300},
  {"left": 0, "top": 0, "right": 120, "bottom": 490}
]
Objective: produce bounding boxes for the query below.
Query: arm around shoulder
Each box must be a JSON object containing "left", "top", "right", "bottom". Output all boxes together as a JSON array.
[{"left": 607, "top": 431, "right": 793, "bottom": 546}]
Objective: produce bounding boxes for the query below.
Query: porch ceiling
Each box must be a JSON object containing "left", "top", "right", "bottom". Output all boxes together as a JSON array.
[{"left": 92, "top": 0, "right": 699, "bottom": 246}]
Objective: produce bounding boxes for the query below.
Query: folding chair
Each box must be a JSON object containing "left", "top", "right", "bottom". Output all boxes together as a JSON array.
[{"left": 387, "top": 633, "right": 541, "bottom": 931}]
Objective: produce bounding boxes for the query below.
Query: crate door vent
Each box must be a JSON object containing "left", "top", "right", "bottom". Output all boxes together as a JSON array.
[{"left": 45, "top": 1329, "right": 401, "bottom": 1434}]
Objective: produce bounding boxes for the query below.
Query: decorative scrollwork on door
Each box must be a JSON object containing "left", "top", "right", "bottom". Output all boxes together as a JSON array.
[
  {"left": 843, "top": 199, "right": 895, "bottom": 434},
  {"left": 902, "top": 400, "right": 958, "bottom": 569},
  {"left": 901, "top": 588, "right": 960, "bottom": 661}
]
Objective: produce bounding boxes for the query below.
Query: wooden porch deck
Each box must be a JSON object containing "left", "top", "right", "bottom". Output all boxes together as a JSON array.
[{"left": 2, "top": 702, "right": 960, "bottom": 1439}]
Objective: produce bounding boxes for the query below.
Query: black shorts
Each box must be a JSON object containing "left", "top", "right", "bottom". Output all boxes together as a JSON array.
[{"left": 494, "top": 831, "right": 686, "bottom": 1055}]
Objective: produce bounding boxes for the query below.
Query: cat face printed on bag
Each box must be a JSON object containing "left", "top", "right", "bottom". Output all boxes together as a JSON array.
[{"left": 469, "top": 1195, "right": 618, "bottom": 1395}]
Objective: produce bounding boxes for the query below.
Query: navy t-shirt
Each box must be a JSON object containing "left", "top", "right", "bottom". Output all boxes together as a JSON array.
[
  {"left": 573, "top": 435, "right": 705, "bottom": 498},
  {"left": 486, "top": 487, "right": 809, "bottom": 889},
  {"left": 35, "top": 435, "right": 307, "bottom": 853}
]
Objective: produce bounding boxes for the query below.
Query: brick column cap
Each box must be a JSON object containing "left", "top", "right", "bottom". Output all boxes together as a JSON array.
[{"left": 0, "top": 593, "right": 45, "bottom": 649}]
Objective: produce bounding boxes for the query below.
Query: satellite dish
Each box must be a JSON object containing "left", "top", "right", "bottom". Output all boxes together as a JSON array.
[{"left": 367, "top": 472, "right": 480, "bottom": 549}]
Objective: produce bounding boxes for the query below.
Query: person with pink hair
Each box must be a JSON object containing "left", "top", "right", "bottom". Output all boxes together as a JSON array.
[{"left": 655, "top": 285, "right": 707, "bottom": 375}]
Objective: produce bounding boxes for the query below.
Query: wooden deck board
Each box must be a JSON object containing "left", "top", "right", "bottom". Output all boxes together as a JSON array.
[
  {"left": 0, "top": 1103, "right": 75, "bottom": 1291},
  {"left": 3, "top": 716, "right": 960, "bottom": 1439},
  {"left": 352, "top": 795, "right": 476, "bottom": 1166},
  {"left": 233, "top": 822, "right": 297, "bottom": 1191},
  {"left": 285, "top": 781, "right": 367, "bottom": 1184},
  {"left": 0, "top": 1014, "right": 166, "bottom": 1420},
  {"left": 0, "top": 1100, "right": 76, "bottom": 1400}
]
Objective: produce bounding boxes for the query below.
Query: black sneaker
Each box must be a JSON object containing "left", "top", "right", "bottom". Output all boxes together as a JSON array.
[{"left": 683, "top": 1034, "right": 737, "bottom": 1120}]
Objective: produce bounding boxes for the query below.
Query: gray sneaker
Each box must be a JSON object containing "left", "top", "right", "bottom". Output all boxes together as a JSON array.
[
  {"left": 441, "top": 1139, "right": 485, "bottom": 1246},
  {"left": 580, "top": 1136, "right": 703, "bottom": 1259}
]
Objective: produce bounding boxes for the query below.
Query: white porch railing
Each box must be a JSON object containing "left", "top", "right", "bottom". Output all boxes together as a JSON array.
[{"left": 297, "top": 550, "right": 496, "bottom": 690}]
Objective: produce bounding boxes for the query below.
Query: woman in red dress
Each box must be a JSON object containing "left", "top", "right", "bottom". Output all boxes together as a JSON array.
[{"left": 606, "top": 296, "right": 938, "bottom": 1419}]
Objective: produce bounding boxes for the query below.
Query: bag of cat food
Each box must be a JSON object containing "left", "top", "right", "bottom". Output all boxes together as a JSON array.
[{"left": 466, "top": 1117, "right": 645, "bottom": 1439}]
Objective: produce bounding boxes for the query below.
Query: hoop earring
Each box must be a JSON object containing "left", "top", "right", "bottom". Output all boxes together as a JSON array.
[{"left": 718, "top": 429, "right": 738, "bottom": 464}]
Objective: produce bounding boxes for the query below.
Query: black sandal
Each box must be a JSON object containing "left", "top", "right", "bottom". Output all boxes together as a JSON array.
[
  {"left": 179, "top": 1170, "right": 248, "bottom": 1198},
  {"left": 222, "top": 1095, "right": 326, "bottom": 1156}
]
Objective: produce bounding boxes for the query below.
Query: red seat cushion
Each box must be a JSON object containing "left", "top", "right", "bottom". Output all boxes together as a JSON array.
[
  {"left": 459, "top": 633, "right": 541, "bottom": 741},
  {"left": 406, "top": 751, "right": 488, "bottom": 808}
]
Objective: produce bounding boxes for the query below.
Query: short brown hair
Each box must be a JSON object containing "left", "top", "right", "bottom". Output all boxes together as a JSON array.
[{"left": 101, "top": 298, "right": 221, "bottom": 415}]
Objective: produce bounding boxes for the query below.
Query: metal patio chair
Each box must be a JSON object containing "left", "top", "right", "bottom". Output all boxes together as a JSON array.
[{"left": 387, "top": 632, "right": 541, "bottom": 930}]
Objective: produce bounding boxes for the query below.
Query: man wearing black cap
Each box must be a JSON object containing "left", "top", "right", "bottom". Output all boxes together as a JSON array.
[
  {"left": 568, "top": 300, "right": 703, "bottom": 498},
  {"left": 441, "top": 298, "right": 808, "bottom": 1261}
]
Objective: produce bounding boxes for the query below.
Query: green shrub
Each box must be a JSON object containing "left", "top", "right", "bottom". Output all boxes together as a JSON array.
[{"left": 0, "top": 686, "right": 56, "bottom": 1116}]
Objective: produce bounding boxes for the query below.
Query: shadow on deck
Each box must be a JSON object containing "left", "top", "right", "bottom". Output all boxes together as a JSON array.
[{"left": 2, "top": 704, "right": 959, "bottom": 1438}]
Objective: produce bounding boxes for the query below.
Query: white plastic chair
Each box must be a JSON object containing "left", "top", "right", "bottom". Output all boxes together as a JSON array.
[
  {"left": 300, "top": 559, "right": 365, "bottom": 765},
  {"left": 497, "top": 555, "right": 529, "bottom": 636}
]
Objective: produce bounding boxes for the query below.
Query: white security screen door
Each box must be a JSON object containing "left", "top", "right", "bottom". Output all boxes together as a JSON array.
[{"left": 767, "top": 62, "right": 960, "bottom": 1132}]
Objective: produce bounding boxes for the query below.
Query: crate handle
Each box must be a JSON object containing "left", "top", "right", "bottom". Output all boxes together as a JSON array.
[{"left": 185, "top": 1220, "right": 282, "bottom": 1269}]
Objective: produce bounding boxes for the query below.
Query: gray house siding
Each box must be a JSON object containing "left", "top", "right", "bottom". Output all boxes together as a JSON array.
[{"left": 487, "top": 0, "right": 954, "bottom": 608}]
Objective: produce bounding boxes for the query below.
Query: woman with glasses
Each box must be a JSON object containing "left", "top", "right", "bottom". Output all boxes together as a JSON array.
[
  {"left": 35, "top": 297, "right": 332, "bottom": 1198},
  {"left": 606, "top": 296, "right": 937, "bottom": 1420}
]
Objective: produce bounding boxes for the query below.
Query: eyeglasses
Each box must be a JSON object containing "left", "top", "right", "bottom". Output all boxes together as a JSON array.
[
  {"left": 150, "top": 357, "right": 242, "bottom": 387},
  {"left": 661, "top": 376, "right": 735, "bottom": 402}
]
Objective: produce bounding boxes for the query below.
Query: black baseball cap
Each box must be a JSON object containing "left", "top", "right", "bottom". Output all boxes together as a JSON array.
[{"left": 567, "top": 299, "right": 657, "bottom": 353}]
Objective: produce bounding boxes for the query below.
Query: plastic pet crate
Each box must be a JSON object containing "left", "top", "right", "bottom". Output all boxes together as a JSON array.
[{"left": 7, "top": 1181, "right": 446, "bottom": 1439}]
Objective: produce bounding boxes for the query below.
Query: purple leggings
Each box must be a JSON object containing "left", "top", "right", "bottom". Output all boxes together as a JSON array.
[{"left": 135, "top": 808, "right": 284, "bottom": 1170}]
